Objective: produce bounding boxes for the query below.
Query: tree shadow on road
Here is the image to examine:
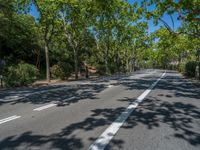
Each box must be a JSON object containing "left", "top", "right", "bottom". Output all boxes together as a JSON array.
[
  {"left": 3, "top": 94, "right": 199, "bottom": 150},
  {"left": 112, "top": 74, "right": 159, "bottom": 91},
  {"left": 0, "top": 85, "right": 69, "bottom": 99},
  {"left": 7, "top": 83, "right": 108, "bottom": 106},
  {"left": 0, "top": 131, "right": 84, "bottom": 150},
  {"left": 0, "top": 107, "right": 126, "bottom": 150},
  {"left": 155, "top": 75, "right": 200, "bottom": 99},
  {"left": 121, "top": 97, "right": 200, "bottom": 146},
  {"left": 1, "top": 71, "right": 200, "bottom": 149},
  {"left": 1, "top": 72, "right": 157, "bottom": 106},
  {"left": 117, "top": 73, "right": 200, "bottom": 148}
]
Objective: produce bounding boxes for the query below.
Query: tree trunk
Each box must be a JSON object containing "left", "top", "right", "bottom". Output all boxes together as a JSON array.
[
  {"left": 45, "top": 41, "right": 50, "bottom": 83},
  {"left": 35, "top": 49, "right": 40, "bottom": 69},
  {"left": 105, "top": 44, "right": 109, "bottom": 74},
  {"left": 116, "top": 52, "right": 120, "bottom": 73},
  {"left": 126, "top": 59, "right": 129, "bottom": 72},
  {"left": 85, "top": 65, "right": 89, "bottom": 78},
  {"left": 73, "top": 48, "right": 78, "bottom": 80},
  {"left": 105, "top": 56, "right": 109, "bottom": 74}
]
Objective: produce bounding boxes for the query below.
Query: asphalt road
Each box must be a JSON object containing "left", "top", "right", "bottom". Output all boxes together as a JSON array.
[{"left": 0, "top": 69, "right": 199, "bottom": 150}]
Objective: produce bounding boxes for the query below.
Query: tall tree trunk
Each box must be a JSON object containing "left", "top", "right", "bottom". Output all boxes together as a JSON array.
[
  {"left": 73, "top": 48, "right": 78, "bottom": 80},
  {"left": 35, "top": 49, "right": 40, "bottom": 68},
  {"left": 85, "top": 65, "right": 89, "bottom": 78},
  {"left": 126, "top": 59, "right": 129, "bottom": 72},
  {"left": 116, "top": 52, "right": 120, "bottom": 73},
  {"left": 105, "top": 41, "right": 109, "bottom": 74},
  {"left": 105, "top": 52, "right": 109, "bottom": 74},
  {"left": 45, "top": 41, "right": 50, "bottom": 82}
]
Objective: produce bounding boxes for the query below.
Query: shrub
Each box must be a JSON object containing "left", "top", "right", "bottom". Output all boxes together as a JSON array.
[
  {"left": 168, "top": 64, "right": 178, "bottom": 70},
  {"left": 4, "top": 62, "right": 39, "bottom": 87},
  {"left": 185, "top": 61, "right": 196, "bottom": 77},
  {"left": 108, "top": 64, "right": 115, "bottom": 74},
  {"left": 196, "top": 61, "right": 200, "bottom": 80},
  {"left": 96, "top": 64, "right": 107, "bottom": 75},
  {"left": 51, "top": 62, "right": 72, "bottom": 80},
  {"left": 0, "top": 60, "right": 6, "bottom": 75},
  {"left": 50, "top": 65, "right": 63, "bottom": 79},
  {"left": 178, "top": 63, "right": 185, "bottom": 73}
]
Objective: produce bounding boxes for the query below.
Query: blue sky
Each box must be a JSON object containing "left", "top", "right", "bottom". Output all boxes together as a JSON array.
[
  {"left": 29, "top": 0, "right": 182, "bottom": 33},
  {"left": 29, "top": 4, "right": 39, "bottom": 19},
  {"left": 147, "top": 12, "right": 181, "bottom": 33}
]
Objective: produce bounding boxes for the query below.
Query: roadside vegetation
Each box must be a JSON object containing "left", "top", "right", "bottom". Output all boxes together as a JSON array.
[{"left": 0, "top": 0, "right": 199, "bottom": 87}]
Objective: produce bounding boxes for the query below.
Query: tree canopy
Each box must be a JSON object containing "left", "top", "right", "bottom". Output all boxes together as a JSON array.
[{"left": 0, "top": 0, "right": 199, "bottom": 84}]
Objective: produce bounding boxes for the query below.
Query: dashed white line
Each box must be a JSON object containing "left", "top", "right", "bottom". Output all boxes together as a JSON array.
[
  {"left": 64, "top": 96, "right": 76, "bottom": 101},
  {"left": 107, "top": 85, "right": 114, "bottom": 88},
  {"left": 0, "top": 115, "right": 21, "bottom": 125},
  {"left": 33, "top": 95, "right": 79, "bottom": 111},
  {"left": 88, "top": 71, "right": 166, "bottom": 150},
  {"left": 33, "top": 103, "right": 57, "bottom": 111}
]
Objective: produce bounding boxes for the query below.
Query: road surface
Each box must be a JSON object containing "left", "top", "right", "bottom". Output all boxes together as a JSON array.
[{"left": 0, "top": 69, "right": 199, "bottom": 150}]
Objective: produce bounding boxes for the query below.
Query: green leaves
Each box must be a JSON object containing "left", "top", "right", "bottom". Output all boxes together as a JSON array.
[
  {"left": 2, "top": 0, "right": 198, "bottom": 80},
  {"left": 141, "top": 0, "right": 200, "bottom": 37}
]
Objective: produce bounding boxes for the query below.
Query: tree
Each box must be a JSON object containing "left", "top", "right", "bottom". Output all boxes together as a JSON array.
[
  {"left": 141, "top": 0, "right": 200, "bottom": 37},
  {"left": 58, "top": 0, "right": 91, "bottom": 79},
  {"left": 33, "top": 0, "right": 59, "bottom": 82},
  {"left": 149, "top": 27, "right": 199, "bottom": 69},
  {"left": 0, "top": 0, "right": 41, "bottom": 65}
]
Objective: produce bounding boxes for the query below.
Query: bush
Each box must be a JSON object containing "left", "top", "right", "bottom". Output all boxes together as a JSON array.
[
  {"left": 96, "top": 64, "right": 107, "bottom": 75},
  {"left": 185, "top": 61, "right": 196, "bottom": 77},
  {"left": 51, "top": 62, "right": 72, "bottom": 80},
  {"left": 50, "top": 65, "right": 63, "bottom": 79},
  {"left": 178, "top": 63, "right": 185, "bottom": 73},
  {"left": 108, "top": 64, "right": 115, "bottom": 74},
  {"left": 196, "top": 61, "right": 200, "bottom": 80},
  {"left": 168, "top": 64, "right": 178, "bottom": 70},
  {"left": 0, "top": 60, "right": 6, "bottom": 75},
  {"left": 4, "top": 62, "right": 39, "bottom": 87}
]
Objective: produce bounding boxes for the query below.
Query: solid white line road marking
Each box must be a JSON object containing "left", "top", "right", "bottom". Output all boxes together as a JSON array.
[
  {"left": 88, "top": 71, "right": 166, "bottom": 150},
  {"left": 33, "top": 103, "right": 57, "bottom": 111},
  {"left": 0, "top": 115, "right": 21, "bottom": 125}
]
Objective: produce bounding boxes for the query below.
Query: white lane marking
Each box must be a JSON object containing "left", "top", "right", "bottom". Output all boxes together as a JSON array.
[
  {"left": 0, "top": 115, "right": 21, "bottom": 125},
  {"left": 80, "top": 82, "right": 91, "bottom": 85},
  {"left": 107, "top": 85, "right": 114, "bottom": 88},
  {"left": 0, "top": 70, "right": 155, "bottom": 102},
  {"left": 33, "top": 103, "right": 57, "bottom": 111},
  {"left": 66, "top": 96, "right": 76, "bottom": 100},
  {"left": 88, "top": 71, "right": 166, "bottom": 150}
]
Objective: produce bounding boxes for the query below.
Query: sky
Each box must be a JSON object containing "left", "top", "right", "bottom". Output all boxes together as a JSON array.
[{"left": 29, "top": 0, "right": 182, "bottom": 34}]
